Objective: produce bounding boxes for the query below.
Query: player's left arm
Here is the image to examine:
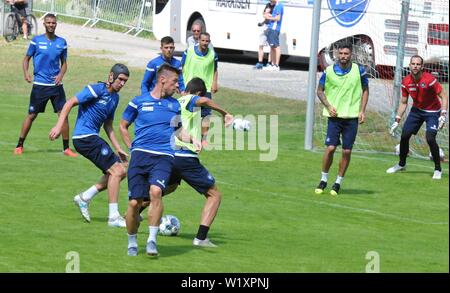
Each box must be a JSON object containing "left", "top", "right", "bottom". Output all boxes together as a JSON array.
[
  {"left": 211, "top": 53, "right": 219, "bottom": 93},
  {"left": 359, "top": 85, "right": 369, "bottom": 124},
  {"left": 54, "top": 55, "right": 67, "bottom": 85},
  {"left": 195, "top": 97, "right": 233, "bottom": 127},
  {"left": 104, "top": 119, "right": 128, "bottom": 161},
  {"left": 438, "top": 88, "right": 448, "bottom": 129}
]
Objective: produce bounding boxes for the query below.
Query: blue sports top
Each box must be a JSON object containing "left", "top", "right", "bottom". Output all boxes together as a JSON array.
[
  {"left": 269, "top": 2, "right": 284, "bottom": 32},
  {"left": 72, "top": 83, "right": 119, "bottom": 139},
  {"left": 319, "top": 63, "right": 369, "bottom": 88},
  {"left": 27, "top": 34, "right": 68, "bottom": 86},
  {"left": 122, "top": 93, "right": 182, "bottom": 157},
  {"left": 141, "top": 55, "right": 185, "bottom": 94}
]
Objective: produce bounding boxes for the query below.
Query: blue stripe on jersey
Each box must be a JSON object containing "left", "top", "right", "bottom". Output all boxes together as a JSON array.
[
  {"left": 27, "top": 34, "right": 68, "bottom": 86},
  {"left": 141, "top": 55, "right": 185, "bottom": 94},
  {"left": 175, "top": 95, "right": 200, "bottom": 157},
  {"left": 122, "top": 94, "right": 182, "bottom": 156},
  {"left": 73, "top": 83, "right": 119, "bottom": 138},
  {"left": 319, "top": 63, "right": 369, "bottom": 87},
  {"left": 269, "top": 3, "right": 284, "bottom": 31}
]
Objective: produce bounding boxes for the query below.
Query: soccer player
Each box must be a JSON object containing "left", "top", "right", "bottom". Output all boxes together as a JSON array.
[
  {"left": 182, "top": 32, "right": 219, "bottom": 147},
  {"left": 387, "top": 55, "right": 448, "bottom": 179},
  {"left": 49, "top": 64, "right": 130, "bottom": 227},
  {"left": 120, "top": 64, "right": 201, "bottom": 257},
  {"left": 138, "top": 77, "right": 233, "bottom": 247},
  {"left": 15, "top": 13, "right": 77, "bottom": 157},
  {"left": 141, "top": 36, "right": 185, "bottom": 95},
  {"left": 315, "top": 43, "right": 369, "bottom": 195}
]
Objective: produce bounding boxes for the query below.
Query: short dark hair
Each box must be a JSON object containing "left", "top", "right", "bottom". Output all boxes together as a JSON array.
[
  {"left": 185, "top": 77, "right": 207, "bottom": 96},
  {"left": 338, "top": 43, "right": 352, "bottom": 52},
  {"left": 44, "top": 13, "right": 57, "bottom": 21},
  {"left": 200, "top": 32, "right": 211, "bottom": 39},
  {"left": 157, "top": 64, "right": 180, "bottom": 80},
  {"left": 161, "top": 36, "right": 174, "bottom": 46},
  {"left": 410, "top": 55, "right": 424, "bottom": 65}
]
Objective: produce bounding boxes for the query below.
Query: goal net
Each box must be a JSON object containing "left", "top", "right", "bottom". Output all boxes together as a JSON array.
[{"left": 314, "top": 0, "right": 449, "bottom": 160}]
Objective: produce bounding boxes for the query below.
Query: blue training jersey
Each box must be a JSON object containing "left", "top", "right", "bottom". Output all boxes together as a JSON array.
[
  {"left": 141, "top": 55, "right": 185, "bottom": 94},
  {"left": 27, "top": 34, "right": 68, "bottom": 86},
  {"left": 319, "top": 63, "right": 369, "bottom": 88},
  {"left": 122, "top": 93, "right": 182, "bottom": 157},
  {"left": 72, "top": 83, "right": 119, "bottom": 138},
  {"left": 269, "top": 2, "right": 284, "bottom": 31}
]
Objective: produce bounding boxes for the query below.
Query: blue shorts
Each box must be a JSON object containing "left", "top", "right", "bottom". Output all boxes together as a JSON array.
[
  {"left": 266, "top": 29, "right": 280, "bottom": 48},
  {"left": 73, "top": 135, "right": 119, "bottom": 173},
  {"left": 201, "top": 92, "right": 212, "bottom": 118},
  {"left": 403, "top": 107, "right": 440, "bottom": 135},
  {"left": 29, "top": 84, "right": 66, "bottom": 114},
  {"left": 325, "top": 117, "right": 359, "bottom": 149},
  {"left": 127, "top": 151, "right": 174, "bottom": 200},
  {"left": 169, "top": 156, "right": 215, "bottom": 194}
]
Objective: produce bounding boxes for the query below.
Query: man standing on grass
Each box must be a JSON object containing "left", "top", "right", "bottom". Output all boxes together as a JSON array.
[
  {"left": 387, "top": 55, "right": 448, "bottom": 179},
  {"left": 120, "top": 64, "right": 201, "bottom": 257},
  {"left": 315, "top": 43, "right": 369, "bottom": 196},
  {"left": 15, "top": 13, "right": 77, "bottom": 157},
  {"left": 49, "top": 64, "right": 130, "bottom": 228}
]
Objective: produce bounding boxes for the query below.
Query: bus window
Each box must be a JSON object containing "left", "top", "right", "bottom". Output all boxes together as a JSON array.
[{"left": 155, "top": 0, "right": 169, "bottom": 14}]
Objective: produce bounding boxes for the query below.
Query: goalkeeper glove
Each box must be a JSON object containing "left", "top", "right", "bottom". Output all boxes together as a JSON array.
[
  {"left": 439, "top": 110, "right": 447, "bottom": 130},
  {"left": 389, "top": 116, "right": 401, "bottom": 136}
]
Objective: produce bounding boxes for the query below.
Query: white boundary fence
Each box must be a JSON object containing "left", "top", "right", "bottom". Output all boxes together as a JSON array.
[{"left": 32, "top": 0, "right": 153, "bottom": 36}]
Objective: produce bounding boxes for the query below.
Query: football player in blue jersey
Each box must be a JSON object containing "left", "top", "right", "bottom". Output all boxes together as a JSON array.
[
  {"left": 49, "top": 64, "right": 130, "bottom": 228},
  {"left": 15, "top": 13, "right": 77, "bottom": 157},
  {"left": 141, "top": 36, "right": 185, "bottom": 95},
  {"left": 120, "top": 64, "right": 201, "bottom": 256}
]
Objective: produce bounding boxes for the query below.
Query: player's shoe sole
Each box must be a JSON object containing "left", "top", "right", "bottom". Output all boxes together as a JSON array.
[
  {"left": 146, "top": 241, "right": 159, "bottom": 256},
  {"left": 315, "top": 181, "right": 327, "bottom": 194}
]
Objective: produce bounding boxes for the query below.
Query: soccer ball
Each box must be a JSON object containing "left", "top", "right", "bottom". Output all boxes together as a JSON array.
[
  {"left": 429, "top": 148, "right": 445, "bottom": 162},
  {"left": 232, "top": 118, "right": 251, "bottom": 131},
  {"left": 159, "top": 215, "right": 181, "bottom": 236}
]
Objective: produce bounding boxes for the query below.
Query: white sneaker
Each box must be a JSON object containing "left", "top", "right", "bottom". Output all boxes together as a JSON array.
[
  {"left": 386, "top": 164, "right": 405, "bottom": 174},
  {"left": 193, "top": 238, "right": 218, "bottom": 247},
  {"left": 73, "top": 194, "right": 91, "bottom": 222},
  {"left": 432, "top": 170, "right": 442, "bottom": 180},
  {"left": 262, "top": 64, "right": 273, "bottom": 71},
  {"left": 108, "top": 215, "right": 126, "bottom": 228}
]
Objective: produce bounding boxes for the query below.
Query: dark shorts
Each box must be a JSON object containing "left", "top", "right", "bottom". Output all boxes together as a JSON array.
[
  {"left": 73, "top": 135, "right": 120, "bottom": 173},
  {"left": 201, "top": 92, "right": 212, "bottom": 118},
  {"left": 29, "top": 84, "right": 66, "bottom": 114},
  {"left": 127, "top": 151, "right": 174, "bottom": 200},
  {"left": 267, "top": 29, "right": 280, "bottom": 48},
  {"left": 169, "top": 156, "right": 215, "bottom": 194},
  {"left": 12, "top": 5, "right": 29, "bottom": 19},
  {"left": 402, "top": 107, "right": 440, "bottom": 135},
  {"left": 325, "top": 117, "right": 359, "bottom": 149}
]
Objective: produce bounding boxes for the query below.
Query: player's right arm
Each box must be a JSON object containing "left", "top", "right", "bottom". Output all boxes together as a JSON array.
[
  {"left": 49, "top": 97, "right": 78, "bottom": 140},
  {"left": 22, "top": 55, "right": 32, "bottom": 83},
  {"left": 141, "top": 61, "right": 155, "bottom": 95},
  {"left": 120, "top": 99, "right": 138, "bottom": 149},
  {"left": 317, "top": 81, "right": 337, "bottom": 117}
]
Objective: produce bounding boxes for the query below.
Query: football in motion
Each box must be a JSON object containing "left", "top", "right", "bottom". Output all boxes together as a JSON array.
[
  {"left": 233, "top": 118, "right": 251, "bottom": 131},
  {"left": 159, "top": 215, "right": 181, "bottom": 236}
]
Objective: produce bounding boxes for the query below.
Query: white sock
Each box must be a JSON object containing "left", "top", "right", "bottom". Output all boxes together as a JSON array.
[
  {"left": 81, "top": 185, "right": 99, "bottom": 202},
  {"left": 321, "top": 172, "right": 328, "bottom": 182},
  {"left": 128, "top": 234, "right": 137, "bottom": 248},
  {"left": 336, "top": 176, "right": 344, "bottom": 185},
  {"left": 148, "top": 226, "right": 159, "bottom": 243},
  {"left": 108, "top": 203, "right": 120, "bottom": 219}
]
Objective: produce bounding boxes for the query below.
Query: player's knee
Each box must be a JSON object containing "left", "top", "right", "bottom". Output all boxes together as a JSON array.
[
  {"left": 400, "top": 131, "right": 413, "bottom": 141},
  {"left": 326, "top": 145, "right": 337, "bottom": 153},
  {"left": 425, "top": 131, "right": 437, "bottom": 145},
  {"left": 342, "top": 149, "right": 352, "bottom": 156},
  {"left": 109, "top": 163, "right": 126, "bottom": 178},
  {"left": 128, "top": 199, "right": 140, "bottom": 210},
  {"left": 206, "top": 187, "right": 221, "bottom": 202},
  {"left": 150, "top": 186, "right": 163, "bottom": 200}
]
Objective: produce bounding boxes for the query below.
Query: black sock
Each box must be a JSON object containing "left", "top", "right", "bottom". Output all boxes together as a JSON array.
[
  {"left": 16, "top": 137, "right": 25, "bottom": 148},
  {"left": 139, "top": 206, "right": 147, "bottom": 214},
  {"left": 196, "top": 225, "right": 210, "bottom": 241},
  {"left": 63, "top": 139, "right": 69, "bottom": 150}
]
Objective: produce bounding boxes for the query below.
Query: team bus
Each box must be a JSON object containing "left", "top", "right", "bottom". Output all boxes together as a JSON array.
[{"left": 152, "top": 0, "right": 448, "bottom": 75}]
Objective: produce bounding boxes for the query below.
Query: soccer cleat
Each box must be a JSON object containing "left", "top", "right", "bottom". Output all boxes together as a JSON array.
[
  {"left": 108, "top": 215, "right": 127, "bottom": 228},
  {"left": 255, "top": 62, "right": 264, "bottom": 69},
  {"left": 386, "top": 164, "right": 405, "bottom": 174},
  {"left": 14, "top": 146, "right": 23, "bottom": 155},
  {"left": 314, "top": 181, "right": 327, "bottom": 194},
  {"left": 73, "top": 194, "right": 91, "bottom": 222},
  {"left": 146, "top": 241, "right": 158, "bottom": 256},
  {"left": 193, "top": 238, "right": 218, "bottom": 248},
  {"left": 432, "top": 170, "right": 442, "bottom": 180},
  {"left": 127, "top": 246, "right": 138, "bottom": 256},
  {"left": 63, "top": 148, "right": 78, "bottom": 157},
  {"left": 330, "top": 183, "right": 340, "bottom": 196}
]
